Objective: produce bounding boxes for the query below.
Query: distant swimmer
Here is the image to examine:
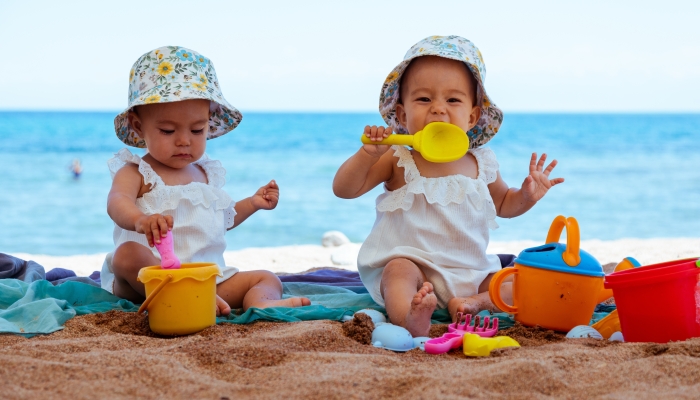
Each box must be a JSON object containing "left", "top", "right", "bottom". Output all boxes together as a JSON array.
[{"left": 70, "top": 158, "right": 83, "bottom": 178}]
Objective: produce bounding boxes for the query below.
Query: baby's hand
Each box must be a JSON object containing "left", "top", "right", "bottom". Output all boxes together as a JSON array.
[
  {"left": 521, "top": 153, "right": 565, "bottom": 202},
  {"left": 362, "top": 125, "right": 392, "bottom": 158},
  {"left": 251, "top": 180, "right": 279, "bottom": 210},
  {"left": 134, "top": 213, "right": 174, "bottom": 247}
]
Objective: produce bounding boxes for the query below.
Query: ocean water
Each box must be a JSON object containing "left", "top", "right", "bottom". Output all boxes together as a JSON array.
[{"left": 1, "top": 112, "right": 699, "bottom": 256}]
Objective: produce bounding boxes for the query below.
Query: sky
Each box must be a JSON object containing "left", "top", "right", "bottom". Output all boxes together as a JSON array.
[{"left": 0, "top": 0, "right": 698, "bottom": 112}]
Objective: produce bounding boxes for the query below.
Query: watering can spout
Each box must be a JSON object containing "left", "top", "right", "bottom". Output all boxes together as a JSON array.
[
  {"left": 597, "top": 257, "right": 641, "bottom": 303},
  {"left": 596, "top": 287, "right": 614, "bottom": 304}
]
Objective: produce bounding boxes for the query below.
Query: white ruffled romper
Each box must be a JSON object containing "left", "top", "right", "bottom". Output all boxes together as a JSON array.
[
  {"left": 100, "top": 148, "right": 239, "bottom": 293},
  {"left": 357, "top": 145, "right": 503, "bottom": 309}
]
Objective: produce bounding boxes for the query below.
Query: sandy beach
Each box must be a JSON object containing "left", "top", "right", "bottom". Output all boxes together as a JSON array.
[
  {"left": 1, "top": 0, "right": 698, "bottom": 397},
  {"left": 3, "top": 238, "right": 700, "bottom": 399},
  {"left": 1, "top": 310, "right": 700, "bottom": 399}
]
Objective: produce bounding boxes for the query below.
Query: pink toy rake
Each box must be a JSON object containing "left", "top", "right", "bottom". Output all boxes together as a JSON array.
[
  {"left": 424, "top": 313, "right": 499, "bottom": 355},
  {"left": 448, "top": 313, "right": 499, "bottom": 335}
]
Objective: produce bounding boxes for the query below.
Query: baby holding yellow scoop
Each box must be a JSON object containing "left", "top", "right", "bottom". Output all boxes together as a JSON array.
[{"left": 333, "top": 36, "right": 564, "bottom": 337}]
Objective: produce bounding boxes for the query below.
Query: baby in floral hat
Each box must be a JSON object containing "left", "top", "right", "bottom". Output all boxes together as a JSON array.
[
  {"left": 334, "top": 36, "right": 564, "bottom": 336},
  {"left": 103, "top": 46, "right": 310, "bottom": 314}
]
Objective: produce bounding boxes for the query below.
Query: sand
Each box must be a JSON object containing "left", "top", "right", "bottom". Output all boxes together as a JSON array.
[
  {"left": 1, "top": 310, "right": 700, "bottom": 399},
  {"left": 3, "top": 239, "right": 700, "bottom": 398}
]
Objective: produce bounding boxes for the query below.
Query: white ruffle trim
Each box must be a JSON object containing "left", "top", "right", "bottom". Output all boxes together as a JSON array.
[
  {"left": 195, "top": 157, "right": 227, "bottom": 189},
  {"left": 224, "top": 203, "right": 236, "bottom": 229},
  {"left": 471, "top": 147, "right": 499, "bottom": 185},
  {"left": 138, "top": 182, "right": 234, "bottom": 215},
  {"left": 107, "top": 148, "right": 234, "bottom": 214},
  {"left": 108, "top": 149, "right": 227, "bottom": 188},
  {"left": 376, "top": 146, "right": 499, "bottom": 229},
  {"left": 107, "top": 148, "right": 142, "bottom": 179}
]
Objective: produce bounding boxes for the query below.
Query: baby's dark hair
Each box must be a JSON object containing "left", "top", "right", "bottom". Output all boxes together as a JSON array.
[{"left": 398, "top": 57, "right": 482, "bottom": 107}]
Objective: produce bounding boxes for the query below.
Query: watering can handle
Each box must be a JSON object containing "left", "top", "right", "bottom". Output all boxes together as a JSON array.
[
  {"left": 137, "top": 274, "right": 173, "bottom": 314},
  {"left": 488, "top": 267, "right": 518, "bottom": 314},
  {"left": 545, "top": 215, "right": 581, "bottom": 267}
]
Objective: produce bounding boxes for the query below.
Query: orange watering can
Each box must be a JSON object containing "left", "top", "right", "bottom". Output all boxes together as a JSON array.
[{"left": 489, "top": 216, "right": 615, "bottom": 332}]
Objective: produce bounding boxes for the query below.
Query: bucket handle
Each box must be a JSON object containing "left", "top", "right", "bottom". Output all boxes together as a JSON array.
[
  {"left": 545, "top": 215, "right": 581, "bottom": 267},
  {"left": 137, "top": 274, "right": 173, "bottom": 314}
]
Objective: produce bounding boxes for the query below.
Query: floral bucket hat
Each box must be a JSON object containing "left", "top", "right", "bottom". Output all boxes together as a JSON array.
[
  {"left": 379, "top": 35, "right": 503, "bottom": 148},
  {"left": 114, "top": 46, "right": 242, "bottom": 148}
]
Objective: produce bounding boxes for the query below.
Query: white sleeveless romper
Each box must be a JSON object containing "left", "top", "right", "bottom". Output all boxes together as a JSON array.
[
  {"left": 357, "top": 145, "right": 502, "bottom": 309},
  {"left": 100, "top": 148, "right": 239, "bottom": 293}
]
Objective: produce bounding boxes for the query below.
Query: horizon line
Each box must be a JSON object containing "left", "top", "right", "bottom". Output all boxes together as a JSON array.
[{"left": 1, "top": 109, "right": 699, "bottom": 115}]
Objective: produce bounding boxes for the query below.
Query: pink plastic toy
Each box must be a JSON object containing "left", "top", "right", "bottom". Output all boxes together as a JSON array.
[
  {"left": 448, "top": 313, "right": 499, "bottom": 335},
  {"left": 424, "top": 332, "right": 463, "bottom": 354},
  {"left": 424, "top": 313, "right": 499, "bottom": 355},
  {"left": 154, "top": 230, "right": 181, "bottom": 269}
]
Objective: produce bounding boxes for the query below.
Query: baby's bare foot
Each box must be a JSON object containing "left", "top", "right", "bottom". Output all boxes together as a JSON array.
[
  {"left": 249, "top": 297, "right": 311, "bottom": 309},
  {"left": 447, "top": 294, "right": 499, "bottom": 321},
  {"left": 404, "top": 282, "right": 437, "bottom": 337},
  {"left": 216, "top": 295, "right": 231, "bottom": 317}
]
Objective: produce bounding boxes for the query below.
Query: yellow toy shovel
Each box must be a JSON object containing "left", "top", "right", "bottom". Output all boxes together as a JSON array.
[
  {"left": 462, "top": 333, "right": 521, "bottom": 357},
  {"left": 360, "top": 122, "right": 469, "bottom": 163}
]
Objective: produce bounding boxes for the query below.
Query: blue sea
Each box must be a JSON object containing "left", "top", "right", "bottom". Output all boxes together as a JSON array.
[{"left": 1, "top": 112, "right": 699, "bottom": 256}]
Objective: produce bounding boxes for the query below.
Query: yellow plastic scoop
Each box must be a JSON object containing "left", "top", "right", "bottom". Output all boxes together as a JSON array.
[
  {"left": 462, "top": 333, "right": 521, "bottom": 357},
  {"left": 360, "top": 122, "right": 469, "bottom": 163}
]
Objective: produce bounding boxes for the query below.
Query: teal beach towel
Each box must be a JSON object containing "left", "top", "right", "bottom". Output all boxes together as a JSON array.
[
  {"left": 0, "top": 279, "right": 138, "bottom": 337},
  {"left": 0, "top": 278, "right": 551, "bottom": 337}
]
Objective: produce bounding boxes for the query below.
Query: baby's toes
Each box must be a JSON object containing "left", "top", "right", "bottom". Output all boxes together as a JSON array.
[
  {"left": 216, "top": 296, "right": 231, "bottom": 316},
  {"left": 455, "top": 301, "right": 476, "bottom": 316},
  {"left": 412, "top": 291, "right": 425, "bottom": 305},
  {"left": 293, "top": 297, "right": 311, "bottom": 307},
  {"left": 417, "top": 283, "right": 432, "bottom": 297}
]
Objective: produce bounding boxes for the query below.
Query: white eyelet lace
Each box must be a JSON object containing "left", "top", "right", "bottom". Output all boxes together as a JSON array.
[
  {"left": 107, "top": 148, "right": 236, "bottom": 216},
  {"left": 223, "top": 204, "right": 236, "bottom": 229},
  {"left": 376, "top": 146, "right": 499, "bottom": 229}
]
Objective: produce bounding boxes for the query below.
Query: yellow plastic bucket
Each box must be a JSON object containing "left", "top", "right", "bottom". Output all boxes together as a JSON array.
[{"left": 137, "top": 262, "right": 221, "bottom": 335}]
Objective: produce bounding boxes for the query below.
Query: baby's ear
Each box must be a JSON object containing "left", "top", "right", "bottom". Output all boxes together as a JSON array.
[
  {"left": 469, "top": 105, "right": 482, "bottom": 129},
  {"left": 395, "top": 103, "right": 407, "bottom": 128},
  {"left": 127, "top": 109, "right": 143, "bottom": 137}
]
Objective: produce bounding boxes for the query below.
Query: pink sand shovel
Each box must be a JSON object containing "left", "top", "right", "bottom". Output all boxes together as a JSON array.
[
  {"left": 154, "top": 230, "right": 181, "bottom": 270},
  {"left": 136, "top": 230, "right": 181, "bottom": 315},
  {"left": 424, "top": 313, "right": 499, "bottom": 355}
]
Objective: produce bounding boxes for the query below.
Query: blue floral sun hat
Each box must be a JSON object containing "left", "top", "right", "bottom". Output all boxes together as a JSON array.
[
  {"left": 114, "top": 46, "right": 242, "bottom": 148},
  {"left": 379, "top": 35, "right": 503, "bottom": 148}
]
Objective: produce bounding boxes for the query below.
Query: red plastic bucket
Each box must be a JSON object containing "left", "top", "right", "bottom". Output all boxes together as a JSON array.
[{"left": 604, "top": 258, "right": 700, "bottom": 343}]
